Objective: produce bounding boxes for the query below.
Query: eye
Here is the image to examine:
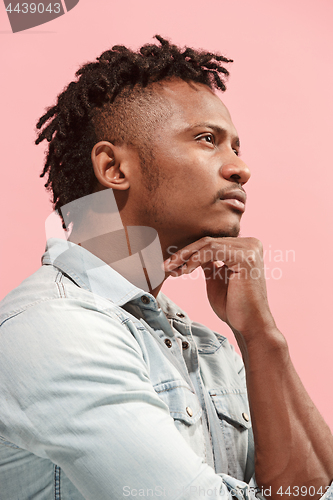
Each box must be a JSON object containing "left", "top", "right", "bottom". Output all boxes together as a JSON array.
[
  {"left": 196, "top": 133, "right": 215, "bottom": 145},
  {"left": 232, "top": 148, "right": 239, "bottom": 156}
]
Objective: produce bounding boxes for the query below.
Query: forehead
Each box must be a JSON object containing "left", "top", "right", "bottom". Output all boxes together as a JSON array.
[{"left": 155, "top": 79, "right": 237, "bottom": 135}]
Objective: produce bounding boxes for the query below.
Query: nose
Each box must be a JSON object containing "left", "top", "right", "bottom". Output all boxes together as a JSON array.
[{"left": 221, "top": 156, "right": 251, "bottom": 186}]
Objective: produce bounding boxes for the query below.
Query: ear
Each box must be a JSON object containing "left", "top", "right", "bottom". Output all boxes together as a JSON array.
[{"left": 91, "top": 141, "right": 130, "bottom": 191}]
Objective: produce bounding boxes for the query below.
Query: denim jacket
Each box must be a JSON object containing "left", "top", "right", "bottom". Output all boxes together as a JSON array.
[{"left": 0, "top": 238, "right": 332, "bottom": 500}]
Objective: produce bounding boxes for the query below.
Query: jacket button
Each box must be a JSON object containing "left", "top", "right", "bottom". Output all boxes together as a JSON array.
[
  {"left": 164, "top": 338, "right": 172, "bottom": 348},
  {"left": 242, "top": 412, "right": 250, "bottom": 422},
  {"left": 141, "top": 296, "right": 150, "bottom": 305},
  {"left": 186, "top": 406, "right": 193, "bottom": 417},
  {"left": 182, "top": 341, "right": 189, "bottom": 350},
  {"left": 176, "top": 312, "right": 185, "bottom": 318}
]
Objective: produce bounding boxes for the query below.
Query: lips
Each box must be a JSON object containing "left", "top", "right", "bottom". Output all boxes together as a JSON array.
[{"left": 219, "top": 189, "right": 247, "bottom": 212}]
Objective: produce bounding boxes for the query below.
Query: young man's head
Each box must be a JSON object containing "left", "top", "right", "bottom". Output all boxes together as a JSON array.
[{"left": 36, "top": 36, "right": 250, "bottom": 253}]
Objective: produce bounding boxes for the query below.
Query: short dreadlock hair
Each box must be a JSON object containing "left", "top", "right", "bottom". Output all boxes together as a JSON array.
[{"left": 36, "top": 35, "right": 232, "bottom": 228}]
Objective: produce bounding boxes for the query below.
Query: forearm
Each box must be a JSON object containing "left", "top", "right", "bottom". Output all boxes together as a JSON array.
[
  {"left": 165, "top": 237, "right": 333, "bottom": 498},
  {"left": 234, "top": 326, "right": 333, "bottom": 500}
]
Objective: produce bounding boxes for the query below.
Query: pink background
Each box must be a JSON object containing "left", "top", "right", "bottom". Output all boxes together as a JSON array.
[{"left": 1, "top": 1, "right": 332, "bottom": 428}]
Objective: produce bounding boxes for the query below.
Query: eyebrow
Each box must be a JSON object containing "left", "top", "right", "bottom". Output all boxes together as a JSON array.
[{"left": 184, "top": 122, "right": 240, "bottom": 147}]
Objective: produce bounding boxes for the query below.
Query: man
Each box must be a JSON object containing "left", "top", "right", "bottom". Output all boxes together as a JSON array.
[{"left": 0, "top": 36, "right": 332, "bottom": 500}]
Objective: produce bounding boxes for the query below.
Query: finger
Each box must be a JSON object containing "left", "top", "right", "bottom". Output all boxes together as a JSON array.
[
  {"left": 165, "top": 262, "right": 189, "bottom": 277},
  {"left": 164, "top": 236, "right": 256, "bottom": 272},
  {"left": 171, "top": 245, "right": 227, "bottom": 274},
  {"left": 165, "top": 245, "right": 220, "bottom": 272},
  {"left": 164, "top": 238, "right": 214, "bottom": 270}
]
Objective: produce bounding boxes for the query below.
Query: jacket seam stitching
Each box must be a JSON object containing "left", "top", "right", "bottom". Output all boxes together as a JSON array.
[{"left": 54, "top": 464, "right": 61, "bottom": 500}]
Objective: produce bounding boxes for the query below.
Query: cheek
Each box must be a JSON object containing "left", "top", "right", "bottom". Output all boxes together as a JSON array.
[{"left": 154, "top": 147, "right": 218, "bottom": 196}]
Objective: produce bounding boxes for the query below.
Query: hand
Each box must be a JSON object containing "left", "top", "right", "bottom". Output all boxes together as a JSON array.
[{"left": 164, "top": 237, "right": 276, "bottom": 339}]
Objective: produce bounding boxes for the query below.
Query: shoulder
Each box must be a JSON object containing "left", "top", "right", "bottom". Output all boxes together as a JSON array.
[
  {"left": 0, "top": 265, "right": 147, "bottom": 377},
  {"left": 0, "top": 263, "right": 127, "bottom": 326}
]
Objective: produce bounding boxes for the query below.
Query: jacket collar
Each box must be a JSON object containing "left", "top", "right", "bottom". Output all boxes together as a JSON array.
[{"left": 42, "top": 238, "right": 189, "bottom": 321}]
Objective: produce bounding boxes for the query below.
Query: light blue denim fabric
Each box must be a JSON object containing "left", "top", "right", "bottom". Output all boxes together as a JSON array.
[{"left": 0, "top": 238, "right": 332, "bottom": 500}]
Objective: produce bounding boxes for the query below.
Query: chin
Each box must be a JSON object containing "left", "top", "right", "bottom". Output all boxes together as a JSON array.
[
  {"left": 181, "top": 223, "right": 240, "bottom": 247},
  {"left": 200, "top": 223, "right": 240, "bottom": 239}
]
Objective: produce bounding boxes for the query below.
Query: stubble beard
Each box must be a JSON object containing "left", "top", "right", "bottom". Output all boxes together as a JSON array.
[{"left": 200, "top": 224, "right": 240, "bottom": 239}]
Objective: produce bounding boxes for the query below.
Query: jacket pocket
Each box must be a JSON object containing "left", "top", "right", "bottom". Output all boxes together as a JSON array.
[
  {"left": 209, "top": 390, "right": 251, "bottom": 431},
  {"left": 209, "top": 390, "right": 251, "bottom": 478},
  {"left": 154, "top": 379, "right": 206, "bottom": 459},
  {"left": 154, "top": 380, "right": 202, "bottom": 425}
]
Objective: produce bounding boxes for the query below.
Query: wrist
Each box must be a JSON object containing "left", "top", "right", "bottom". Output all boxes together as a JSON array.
[{"left": 231, "top": 325, "right": 288, "bottom": 367}]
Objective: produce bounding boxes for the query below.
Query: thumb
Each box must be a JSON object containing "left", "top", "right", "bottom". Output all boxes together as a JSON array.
[
  {"left": 203, "top": 262, "right": 229, "bottom": 322},
  {"left": 202, "top": 262, "right": 228, "bottom": 284},
  {"left": 202, "top": 261, "right": 215, "bottom": 279}
]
